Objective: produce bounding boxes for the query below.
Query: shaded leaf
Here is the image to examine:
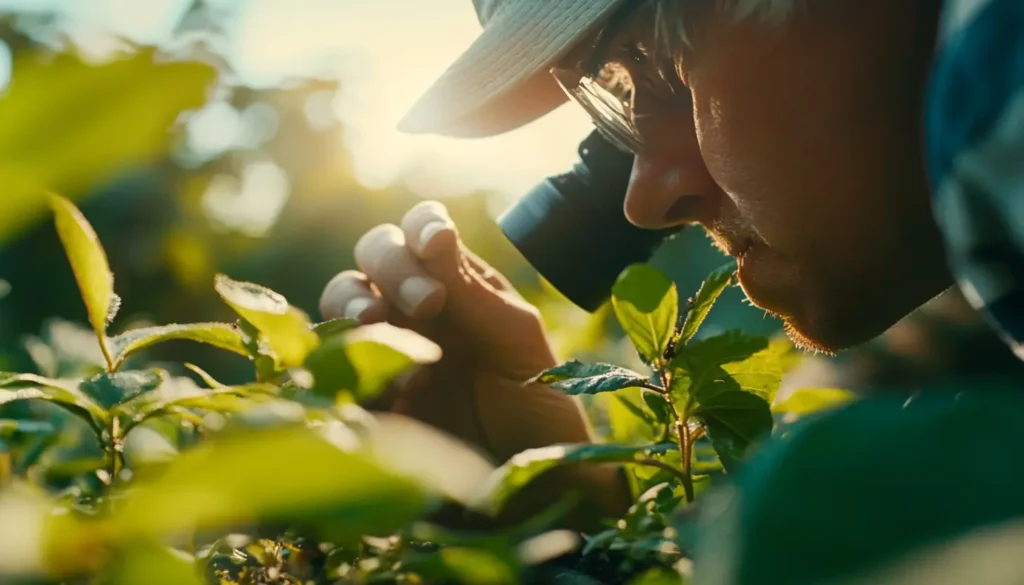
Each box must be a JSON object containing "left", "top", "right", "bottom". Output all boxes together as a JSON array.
[
  {"left": 304, "top": 339, "right": 360, "bottom": 399},
  {"left": 695, "top": 391, "right": 773, "bottom": 472},
  {"left": 313, "top": 318, "right": 359, "bottom": 339},
  {"left": 611, "top": 264, "right": 678, "bottom": 365},
  {"left": 772, "top": 388, "right": 857, "bottom": 417},
  {"left": 214, "top": 274, "right": 319, "bottom": 368},
  {"left": 471, "top": 443, "right": 675, "bottom": 515},
  {"left": 532, "top": 360, "right": 649, "bottom": 396},
  {"left": 109, "top": 323, "right": 248, "bottom": 370},
  {"left": 113, "top": 426, "right": 430, "bottom": 540},
  {"left": 48, "top": 194, "right": 114, "bottom": 364},
  {"left": 641, "top": 389, "right": 672, "bottom": 424},
  {"left": 79, "top": 370, "right": 163, "bottom": 410},
  {"left": 0, "top": 373, "right": 107, "bottom": 427},
  {"left": 403, "top": 547, "right": 517, "bottom": 584},
  {"left": 677, "top": 263, "right": 735, "bottom": 345},
  {"left": 680, "top": 330, "right": 768, "bottom": 368}
]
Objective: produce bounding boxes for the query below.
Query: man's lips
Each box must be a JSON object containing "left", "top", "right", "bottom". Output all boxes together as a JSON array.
[{"left": 726, "top": 238, "right": 754, "bottom": 259}]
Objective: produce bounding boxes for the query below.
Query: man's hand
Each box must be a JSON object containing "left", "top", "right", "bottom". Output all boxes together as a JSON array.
[{"left": 319, "top": 201, "right": 630, "bottom": 528}]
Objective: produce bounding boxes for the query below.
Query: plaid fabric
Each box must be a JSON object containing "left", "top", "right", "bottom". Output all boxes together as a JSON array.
[{"left": 926, "top": 0, "right": 1024, "bottom": 361}]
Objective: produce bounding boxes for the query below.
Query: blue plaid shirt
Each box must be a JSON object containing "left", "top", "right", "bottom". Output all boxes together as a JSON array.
[{"left": 927, "top": 0, "right": 1024, "bottom": 361}]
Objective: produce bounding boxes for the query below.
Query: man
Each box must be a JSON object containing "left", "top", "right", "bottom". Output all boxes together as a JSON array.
[{"left": 320, "top": 0, "right": 1024, "bottom": 581}]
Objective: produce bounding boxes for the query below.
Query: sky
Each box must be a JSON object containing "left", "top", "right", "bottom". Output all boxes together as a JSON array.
[{"left": 0, "top": 0, "right": 595, "bottom": 204}]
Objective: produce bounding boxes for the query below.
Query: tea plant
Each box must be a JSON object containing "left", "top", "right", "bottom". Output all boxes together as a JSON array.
[{"left": 0, "top": 195, "right": 852, "bottom": 585}]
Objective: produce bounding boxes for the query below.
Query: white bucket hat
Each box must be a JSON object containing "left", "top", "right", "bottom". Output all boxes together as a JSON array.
[{"left": 397, "top": 0, "right": 630, "bottom": 138}]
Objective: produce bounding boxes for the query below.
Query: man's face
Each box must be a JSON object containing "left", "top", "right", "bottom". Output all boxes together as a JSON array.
[{"left": 607, "top": 0, "right": 952, "bottom": 352}]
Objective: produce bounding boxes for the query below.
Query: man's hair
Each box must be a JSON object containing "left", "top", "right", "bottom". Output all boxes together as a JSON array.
[{"left": 653, "top": 0, "right": 799, "bottom": 63}]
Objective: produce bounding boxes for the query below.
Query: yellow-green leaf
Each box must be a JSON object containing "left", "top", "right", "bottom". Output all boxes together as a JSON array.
[
  {"left": 772, "top": 388, "right": 858, "bottom": 418},
  {"left": 213, "top": 274, "right": 319, "bottom": 368},
  {"left": 112, "top": 426, "right": 430, "bottom": 540},
  {"left": 108, "top": 323, "right": 249, "bottom": 370},
  {"left": 0, "top": 49, "right": 217, "bottom": 244},
  {"left": 345, "top": 323, "right": 442, "bottom": 400},
  {"left": 611, "top": 264, "right": 678, "bottom": 365},
  {"left": 48, "top": 194, "right": 115, "bottom": 366}
]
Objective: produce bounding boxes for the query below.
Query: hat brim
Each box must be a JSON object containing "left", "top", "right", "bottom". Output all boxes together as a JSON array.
[{"left": 397, "top": 0, "right": 627, "bottom": 138}]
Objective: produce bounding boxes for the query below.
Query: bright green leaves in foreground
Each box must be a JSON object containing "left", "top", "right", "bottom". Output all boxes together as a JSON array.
[
  {"left": 214, "top": 274, "right": 320, "bottom": 369},
  {"left": 612, "top": 264, "right": 679, "bottom": 366},
  {"left": 304, "top": 323, "right": 442, "bottom": 402},
  {"left": 113, "top": 425, "right": 430, "bottom": 540},
  {"left": 49, "top": 194, "right": 118, "bottom": 369},
  {"left": 471, "top": 443, "right": 676, "bottom": 515}
]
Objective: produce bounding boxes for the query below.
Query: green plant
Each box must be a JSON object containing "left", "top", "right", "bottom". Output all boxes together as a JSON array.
[{"left": 0, "top": 195, "right": 854, "bottom": 585}]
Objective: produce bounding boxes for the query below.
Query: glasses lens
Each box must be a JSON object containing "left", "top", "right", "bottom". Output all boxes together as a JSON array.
[{"left": 554, "top": 65, "right": 643, "bottom": 154}]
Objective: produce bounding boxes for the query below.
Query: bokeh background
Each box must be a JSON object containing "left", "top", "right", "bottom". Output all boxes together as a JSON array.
[{"left": 0, "top": 0, "right": 1022, "bottom": 396}]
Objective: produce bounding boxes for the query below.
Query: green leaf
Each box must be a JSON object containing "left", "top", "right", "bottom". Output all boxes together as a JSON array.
[
  {"left": 720, "top": 353, "right": 783, "bottom": 403},
  {"left": 677, "top": 262, "right": 735, "bottom": 345},
  {"left": 641, "top": 389, "right": 672, "bottom": 424},
  {"left": 531, "top": 360, "right": 649, "bottom": 396},
  {"left": 304, "top": 336, "right": 358, "bottom": 399},
  {"left": 313, "top": 318, "right": 359, "bottom": 339},
  {"left": 48, "top": 193, "right": 115, "bottom": 366},
  {"left": 403, "top": 547, "right": 517, "bottom": 584},
  {"left": 0, "top": 49, "right": 217, "bottom": 245},
  {"left": 0, "top": 372, "right": 107, "bottom": 428},
  {"left": 305, "top": 323, "right": 441, "bottom": 402},
  {"left": 471, "top": 443, "right": 675, "bottom": 515},
  {"left": 213, "top": 274, "right": 320, "bottom": 368},
  {"left": 682, "top": 330, "right": 769, "bottom": 367},
  {"left": 112, "top": 425, "right": 430, "bottom": 540},
  {"left": 345, "top": 323, "right": 441, "bottom": 400},
  {"left": 772, "top": 388, "right": 857, "bottom": 417},
  {"left": 108, "top": 323, "right": 248, "bottom": 370},
  {"left": 112, "top": 376, "right": 276, "bottom": 426},
  {"left": 0, "top": 419, "right": 54, "bottom": 440},
  {"left": 98, "top": 541, "right": 201, "bottom": 585},
  {"left": 79, "top": 370, "right": 163, "bottom": 410},
  {"left": 695, "top": 391, "right": 773, "bottom": 472},
  {"left": 611, "top": 264, "right": 678, "bottom": 365}
]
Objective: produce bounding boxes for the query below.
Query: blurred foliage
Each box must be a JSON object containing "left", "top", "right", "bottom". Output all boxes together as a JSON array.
[{"left": 0, "top": 195, "right": 824, "bottom": 585}]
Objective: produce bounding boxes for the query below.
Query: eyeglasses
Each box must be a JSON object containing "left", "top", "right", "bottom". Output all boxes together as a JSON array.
[{"left": 551, "top": 1, "right": 690, "bottom": 155}]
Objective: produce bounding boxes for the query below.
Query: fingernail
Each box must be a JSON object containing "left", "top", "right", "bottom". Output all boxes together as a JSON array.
[
  {"left": 419, "top": 221, "right": 450, "bottom": 248},
  {"left": 344, "top": 297, "right": 373, "bottom": 320},
  {"left": 399, "top": 276, "right": 439, "bottom": 313}
]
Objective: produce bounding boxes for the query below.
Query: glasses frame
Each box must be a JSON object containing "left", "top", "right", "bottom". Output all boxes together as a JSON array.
[{"left": 551, "top": 0, "right": 652, "bottom": 155}]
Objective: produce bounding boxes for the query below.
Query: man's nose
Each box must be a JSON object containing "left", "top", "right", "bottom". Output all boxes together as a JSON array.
[{"left": 623, "top": 110, "right": 719, "bottom": 230}]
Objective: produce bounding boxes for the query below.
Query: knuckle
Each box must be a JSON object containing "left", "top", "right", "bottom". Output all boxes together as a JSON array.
[
  {"left": 404, "top": 200, "right": 449, "bottom": 227},
  {"left": 355, "top": 223, "right": 404, "bottom": 264}
]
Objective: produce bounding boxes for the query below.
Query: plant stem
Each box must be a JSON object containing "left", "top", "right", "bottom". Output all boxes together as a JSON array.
[
  {"left": 635, "top": 458, "right": 691, "bottom": 485},
  {"left": 648, "top": 375, "right": 695, "bottom": 504},
  {"left": 97, "top": 333, "right": 115, "bottom": 373}
]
